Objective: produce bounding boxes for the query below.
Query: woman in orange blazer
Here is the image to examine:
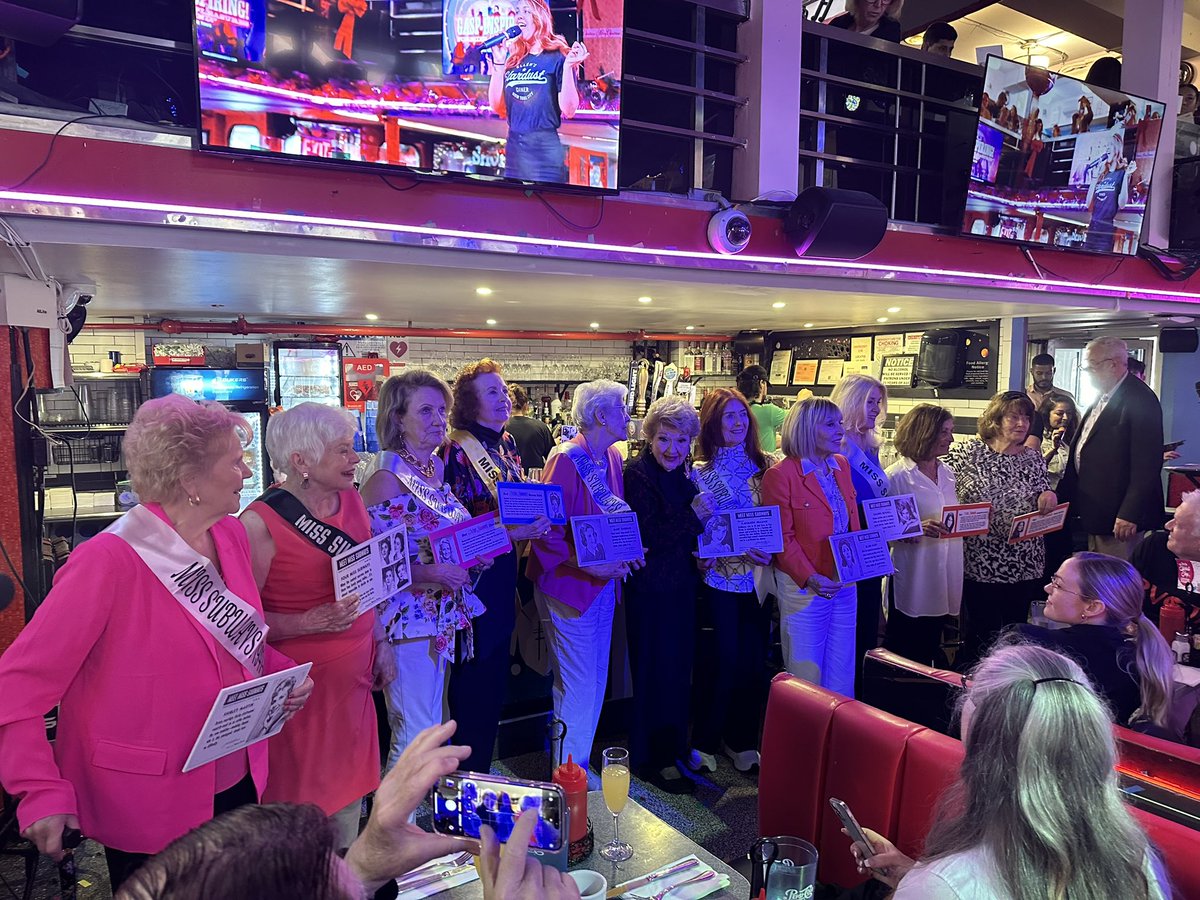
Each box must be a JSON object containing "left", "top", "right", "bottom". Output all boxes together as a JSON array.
[{"left": 761, "top": 397, "right": 861, "bottom": 696}]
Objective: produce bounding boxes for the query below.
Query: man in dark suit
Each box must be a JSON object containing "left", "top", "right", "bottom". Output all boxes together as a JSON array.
[{"left": 1060, "top": 336, "right": 1165, "bottom": 560}]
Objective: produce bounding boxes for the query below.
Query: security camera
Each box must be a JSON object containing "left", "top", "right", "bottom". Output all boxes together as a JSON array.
[{"left": 707, "top": 205, "right": 752, "bottom": 255}]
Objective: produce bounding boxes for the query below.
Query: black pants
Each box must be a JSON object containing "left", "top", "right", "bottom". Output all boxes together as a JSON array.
[
  {"left": 692, "top": 585, "right": 769, "bottom": 755},
  {"left": 883, "top": 606, "right": 948, "bottom": 668},
  {"left": 104, "top": 772, "right": 257, "bottom": 891},
  {"left": 449, "top": 552, "right": 518, "bottom": 773},
  {"left": 854, "top": 575, "right": 884, "bottom": 695},
  {"left": 626, "top": 574, "right": 697, "bottom": 775},
  {"left": 958, "top": 578, "right": 1043, "bottom": 671}
]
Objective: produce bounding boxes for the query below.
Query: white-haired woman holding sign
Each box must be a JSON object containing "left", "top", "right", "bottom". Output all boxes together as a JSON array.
[
  {"left": 529, "top": 379, "right": 644, "bottom": 773},
  {"left": 0, "top": 395, "right": 309, "bottom": 891}
]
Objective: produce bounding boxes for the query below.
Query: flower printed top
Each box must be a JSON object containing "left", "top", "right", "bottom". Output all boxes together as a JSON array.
[
  {"left": 366, "top": 484, "right": 485, "bottom": 661},
  {"left": 441, "top": 422, "right": 524, "bottom": 518}
]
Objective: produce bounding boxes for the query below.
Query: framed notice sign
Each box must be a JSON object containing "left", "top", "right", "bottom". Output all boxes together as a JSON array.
[{"left": 879, "top": 354, "right": 917, "bottom": 388}]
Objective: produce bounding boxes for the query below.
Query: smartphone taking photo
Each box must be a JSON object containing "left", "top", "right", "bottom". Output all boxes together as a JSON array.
[{"left": 432, "top": 772, "right": 565, "bottom": 852}]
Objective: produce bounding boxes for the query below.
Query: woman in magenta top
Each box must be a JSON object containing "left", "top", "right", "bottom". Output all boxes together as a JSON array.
[
  {"left": 0, "top": 395, "right": 309, "bottom": 891},
  {"left": 242, "top": 403, "right": 393, "bottom": 849}
]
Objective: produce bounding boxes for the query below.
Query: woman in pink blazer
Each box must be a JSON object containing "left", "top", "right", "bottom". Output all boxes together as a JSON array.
[
  {"left": 0, "top": 396, "right": 307, "bottom": 890},
  {"left": 761, "top": 397, "right": 861, "bottom": 696}
]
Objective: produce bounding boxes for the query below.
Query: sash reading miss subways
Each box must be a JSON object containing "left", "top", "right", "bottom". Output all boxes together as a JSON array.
[{"left": 170, "top": 562, "right": 265, "bottom": 654}]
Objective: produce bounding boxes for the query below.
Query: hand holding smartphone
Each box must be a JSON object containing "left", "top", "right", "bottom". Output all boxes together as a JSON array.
[
  {"left": 432, "top": 772, "right": 564, "bottom": 852},
  {"left": 829, "top": 798, "right": 874, "bottom": 863}
]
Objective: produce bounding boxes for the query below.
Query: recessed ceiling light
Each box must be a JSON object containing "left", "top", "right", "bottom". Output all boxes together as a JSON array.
[
  {"left": 476, "top": 287, "right": 493, "bottom": 296},
  {"left": 887, "top": 306, "right": 901, "bottom": 313},
  {"left": 876, "top": 316, "right": 889, "bottom": 323},
  {"left": 803, "top": 322, "right": 814, "bottom": 328},
  {"left": 772, "top": 301, "right": 787, "bottom": 309},
  {"left": 486, "top": 318, "right": 497, "bottom": 325},
  {"left": 364, "top": 313, "right": 379, "bottom": 321},
  {"left": 637, "top": 296, "right": 653, "bottom": 304},
  {"left": 685, "top": 325, "right": 695, "bottom": 331},
  {"left": 589, "top": 322, "right": 600, "bottom": 329}
]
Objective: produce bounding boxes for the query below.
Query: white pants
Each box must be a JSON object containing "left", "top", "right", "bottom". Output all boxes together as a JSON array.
[
  {"left": 776, "top": 572, "right": 857, "bottom": 698},
  {"left": 536, "top": 583, "right": 616, "bottom": 772},
  {"left": 381, "top": 637, "right": 449, "bottom": 770}
]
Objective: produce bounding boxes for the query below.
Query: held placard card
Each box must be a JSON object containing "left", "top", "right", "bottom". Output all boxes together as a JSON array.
[
  {"left": 570, "top": 512, "right": 645, "bottom": 566},
  {"left": 829, "top": 530, "right": 895, "bottom": 582},
  {"left": 697, "top": 506, "right": 784, "bottom": 559},
  {"left": 183, "top": 662, "right": 313, "bottom": 773},
  {"left": 428, "top": 512, "right": 512, "bottom": 568},
  {"left": 496, "top": 482, "right": 568, "bottom": 526},
  {"left": 331, "top": 525, "right": 409, "bottom": 615},
  {"left": 939, "top": 503, "right": 992, "bottom": 538},
  {"left": 862, "top": 493, "right": 922, "bottom": 541},
  {"left": 1007, "top": 502, "right": 1070, "bottom": 544}
]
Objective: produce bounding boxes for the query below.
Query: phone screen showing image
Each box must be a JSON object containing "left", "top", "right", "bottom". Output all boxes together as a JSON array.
[{"left": 433, "top": 774, "right": 564, "bottom": 851}]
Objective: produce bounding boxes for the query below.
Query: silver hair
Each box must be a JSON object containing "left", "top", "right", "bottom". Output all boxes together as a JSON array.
[
  {"left": 1085, "top": 335, "right": 1130, "bottom": 363},
  {"left": 922, "top": 643, "right": 1163, "bottom": 900},
  {"left": 264, "top": 402, "right": 358, "bottom": 479},
  {"left": 642, "top": 395, "right": 700, "bottom": 441},
  {"left": 571, "top": 380, "right": 628, "bottom": 430}
]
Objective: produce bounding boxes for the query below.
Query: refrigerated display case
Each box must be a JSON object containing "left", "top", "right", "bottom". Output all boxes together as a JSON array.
[{"left": 273, "top": 341, "right": 344, "bottom": 410}]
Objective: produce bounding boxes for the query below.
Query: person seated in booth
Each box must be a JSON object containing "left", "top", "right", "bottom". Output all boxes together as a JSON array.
[
  {"left": 827, "top": 0, "right": 904, "bottom": 42},
  {"left": 115, "top": 722, "right": 580, "bottom": 900},
  {"left": 845, "top": 644, "right": 1170, "bottom": 899},
  {"left": 920, "top": 21, "right": 956, "bottom": 57}
]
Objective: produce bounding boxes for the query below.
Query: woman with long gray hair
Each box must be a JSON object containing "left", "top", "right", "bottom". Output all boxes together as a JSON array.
[{"left": 848, "top": 643, "right": 1170, "bottom": 898}]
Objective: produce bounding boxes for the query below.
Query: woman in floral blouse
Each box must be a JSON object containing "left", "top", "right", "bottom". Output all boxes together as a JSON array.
[
  {"left": 360, "top": 370, "right": 484, "bottom": 769},
  {"left": 689, "top": 388, "right": 777, "bottom": 773},
  {"left": 944, "top": 391, "right": 1056, "bottom": 670},
  {"left": 441, "top": 358, "right": 550, "bottom": 773}
]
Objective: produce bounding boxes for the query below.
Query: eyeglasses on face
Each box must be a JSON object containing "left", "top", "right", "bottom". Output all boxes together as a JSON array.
[{"left": 1047, "top": 574, "right": 1082, "bottom": 597}]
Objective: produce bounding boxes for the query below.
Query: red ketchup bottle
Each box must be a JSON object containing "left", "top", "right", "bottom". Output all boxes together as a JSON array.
[
  {"left": 553, "top": 753, "right": 589, "bottom": 846},
  {"left": 1159, "top": 601, "right": 1185, "bottom": 647}
]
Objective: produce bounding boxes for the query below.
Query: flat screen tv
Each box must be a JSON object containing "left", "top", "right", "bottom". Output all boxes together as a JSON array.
[
  {"left": 962, "top": 56, "right": 1166, "bottom": 255},
  {"left": 192, "top": 0, "right": 623, "bottom": 191}
]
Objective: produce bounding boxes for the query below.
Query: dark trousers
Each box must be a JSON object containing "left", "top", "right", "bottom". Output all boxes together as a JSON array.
[
  {"left": 626, "top": 576, "right": 697, "bottom": 775},
  {"left": 104, "top": 772, "right": 257, "bottom": 891},
  {"left": 883, "top": 607, "right": 948, "bottom": 668},
  {"left": 958, "top": 578, "right": 1043, "bottom": 671},
  {"left": 449, "top": 552, "right": 518, "bottom": 773},
  {"left": 854, "top": 575, "right": 884, "bottom": 695},
  {"left": 693, "top": 585, "right": 769, "bottom": 755}
]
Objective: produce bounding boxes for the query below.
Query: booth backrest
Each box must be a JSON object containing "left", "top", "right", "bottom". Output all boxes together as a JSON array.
[{"left": 759, "top": 674, "right": 1200, "bottom": 898}]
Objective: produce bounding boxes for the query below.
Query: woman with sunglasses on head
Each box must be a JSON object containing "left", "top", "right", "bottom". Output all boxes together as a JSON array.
[{"left": 1014, "top": 552, "right": 1178, "bottom": 738}]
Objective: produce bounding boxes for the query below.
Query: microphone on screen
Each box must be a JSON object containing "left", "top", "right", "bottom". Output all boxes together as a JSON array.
[{"left": 480, "top": 26, "right": 522, "bottom": 50}]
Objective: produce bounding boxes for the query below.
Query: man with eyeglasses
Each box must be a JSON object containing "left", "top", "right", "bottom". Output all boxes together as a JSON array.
[{"left": 1059, "top": 336, "right": 1165, "bottom": 560}]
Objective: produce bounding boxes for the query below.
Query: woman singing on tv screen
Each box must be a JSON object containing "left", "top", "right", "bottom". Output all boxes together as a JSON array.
[{"left": 488, "top": 0, "right": 588, "bottom": 183}]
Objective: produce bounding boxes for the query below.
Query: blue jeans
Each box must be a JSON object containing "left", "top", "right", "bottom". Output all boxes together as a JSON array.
[{"left": 506, "top": 129, "right": 567, "bottom": 183}]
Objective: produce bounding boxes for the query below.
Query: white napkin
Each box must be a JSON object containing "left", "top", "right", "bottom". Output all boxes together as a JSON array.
[
  {"left": 393, "top": 852, "right": 479, "bottom": 899},
  {"left": 623, "top": 854, "right": 731, "bottom": 900}
]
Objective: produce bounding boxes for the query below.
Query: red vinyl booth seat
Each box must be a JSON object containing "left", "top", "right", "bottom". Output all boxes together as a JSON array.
[{"left": 759, "top": 674, "right": 1200, "bottom": 899}]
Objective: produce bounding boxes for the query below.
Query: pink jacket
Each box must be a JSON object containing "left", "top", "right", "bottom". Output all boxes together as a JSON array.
[
  {"left": 0, "top": 505, "right": 293, "bottom": 854},
  {"left": 527, "top": 435, "right": 625, "bottom": 614}
]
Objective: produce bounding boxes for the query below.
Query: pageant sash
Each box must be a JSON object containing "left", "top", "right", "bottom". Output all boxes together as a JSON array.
[
  {"left": 449, "top": 429, "right": 504, "bottom": 500},
  {"left": 845, "top": 442, "right": 889, "bottom": 499},
  {"left": 254, "top": 487, "right": 359, "bottom": 558},
  {"left": 562, "top": 443, "right": 631, "bottom": 515},
  {"left": 108, "top": 505, "right": 266, "bottom": 677},
  {"left": 693, "top": 460, "right": 741, "bottom": 512},
  {"left": 376, "top": 451, "right": 471, "bottom": 525}
]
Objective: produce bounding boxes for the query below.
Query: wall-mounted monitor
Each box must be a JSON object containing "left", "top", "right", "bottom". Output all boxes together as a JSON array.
[
  {"left": 962, "top": 55, "right": 1166, "bottom": 255},
  {"left": 193, "top": 0, "right": 623, "bottom": 191}
]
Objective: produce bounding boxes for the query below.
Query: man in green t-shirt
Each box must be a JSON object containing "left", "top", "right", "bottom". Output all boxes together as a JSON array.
[{"left": 737, "top": 365, "right": 785, "bottom": 453}]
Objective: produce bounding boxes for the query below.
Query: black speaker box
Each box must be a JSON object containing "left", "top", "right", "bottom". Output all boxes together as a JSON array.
[
  {"left": 916, "top": 329, "right": 969, "bottom": 388},
  {"left": 782, "top": 187, "right": 889, "bottom": 260},
  {"left": 0, "top": 0, "right": 80, "bottom": 45},
  {"left": 1161, "top": 327, "right": 1199, "bottom": 353}
]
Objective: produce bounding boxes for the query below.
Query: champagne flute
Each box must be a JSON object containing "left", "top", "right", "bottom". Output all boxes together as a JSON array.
[{"left": 600, "top": 746, "right": 632, "bottom": 861}]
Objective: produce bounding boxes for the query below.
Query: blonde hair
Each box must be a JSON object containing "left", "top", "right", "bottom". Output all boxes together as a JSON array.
[
  {"left": 845, "top": 0, "right": 905, "bottom": 21},
  {"left": 780, "top": 397, "right": 841, "bottom": 461},
  {"left": 264, "top": 402, "right": 357, "bottom": 480},
  {"left": 830, "top": 373, "right": 887, "bottom": 450},
  {"left": 123, "top": 394, "right": 249, "bottom": 504},
  {"left": 376, "top": 370, "right": 452, "bottom": 452},
  {"left": 642, "top": 395, "right": 700, "bottom": 441}
]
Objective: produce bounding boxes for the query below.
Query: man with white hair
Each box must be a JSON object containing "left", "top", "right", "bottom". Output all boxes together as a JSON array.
[
  {"left": 1167, "top": 490, "right": 1200, "bottom": 562},
  {"left": 1059, "top": 336, "right": 1165, "bottom": 559}
]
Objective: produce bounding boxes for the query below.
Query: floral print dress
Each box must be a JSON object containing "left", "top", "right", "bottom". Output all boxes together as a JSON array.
[{"left": 366, "top": 486, "right": 485, "bottom": 661}]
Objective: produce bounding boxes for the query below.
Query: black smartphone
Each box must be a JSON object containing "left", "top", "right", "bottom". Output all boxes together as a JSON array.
[
  {"left": 829, "top": 797, "right": 873, "bottom": 860},
  {"left": 1165, "top": 440, "right": 1186, "bottom": 452},
  {"left": 432, "top": 772, "right": 564, "bottom": 852}
]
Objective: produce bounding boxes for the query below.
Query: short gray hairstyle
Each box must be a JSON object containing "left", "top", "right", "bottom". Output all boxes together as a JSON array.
[
  {"left": 265, "top": 402, "right": 358, "bottom": 479},
  {"left": 572, "top": 380, "right": 628, "bottom": 430},
  {"left": 1085, "top": 335, "right": 1129, "bottom": 363},
  {"left": 642, "top": 395, "right": 700, "bottom": 441}
]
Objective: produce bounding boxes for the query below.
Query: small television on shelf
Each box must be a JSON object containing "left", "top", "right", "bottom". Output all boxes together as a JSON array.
[
  {"left": 191, "top": 0, "right": 623, "bottom": 192},
  {"left": 961, "top": 56, "right": 1166, "bottom": 256}
]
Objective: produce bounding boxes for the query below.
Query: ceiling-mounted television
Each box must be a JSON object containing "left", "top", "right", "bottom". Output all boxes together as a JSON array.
[
  {"left": 962, "top": 55, "right": 1166, "bottom": 256},
  {"left": 192, "top": 0, "right": 622, "bottom": 191}
]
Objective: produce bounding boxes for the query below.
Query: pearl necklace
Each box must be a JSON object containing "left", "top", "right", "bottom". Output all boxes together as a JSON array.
[{"left": 398, "top": 439, "right": 437, "bottom": 479}]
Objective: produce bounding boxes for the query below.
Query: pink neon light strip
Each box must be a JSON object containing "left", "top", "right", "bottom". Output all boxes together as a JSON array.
[{"left": 2, "top": 188, "right": 1197, "bottom": 303}]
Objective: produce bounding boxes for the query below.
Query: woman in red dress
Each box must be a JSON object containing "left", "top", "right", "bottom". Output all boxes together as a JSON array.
[{"left": 241, "top": 402, "right": 395, "bottom": 849}]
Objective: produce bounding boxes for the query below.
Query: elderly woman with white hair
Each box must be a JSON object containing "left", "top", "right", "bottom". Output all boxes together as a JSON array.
[
  {"left": 529, "top": 379, "right": 644, "bottom": 772},
  {"left": 0, "top": 394, "right": 309, "bottom": 891},
  {"left": 623, "top": 395, "right": 704, "bottom": 793},
  {"left": 241, "top": 402, "right": 392, "bottom": 849}
]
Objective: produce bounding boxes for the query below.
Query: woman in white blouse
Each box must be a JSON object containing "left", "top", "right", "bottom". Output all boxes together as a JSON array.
[{"left": 883, "top": 405, "right": 963, "bottom": 667}]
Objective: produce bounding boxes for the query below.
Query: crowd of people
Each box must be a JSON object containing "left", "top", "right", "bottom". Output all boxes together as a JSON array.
[{"left": 0, "top": 331, "right": 1196, "bottom": 897}]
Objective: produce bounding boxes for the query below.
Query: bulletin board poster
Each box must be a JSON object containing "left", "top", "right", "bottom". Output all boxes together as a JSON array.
[
  {"left": 817, "top": 358, "right": 845, "bottom": 386},
  {"left": 791, "top": 359, "right": 819, "bottom": 385},
  {"left": 850, "top": 337, "right": 873, "bottom": 362},
  {"left": 343, "top": 359, "right": 390, "bottom": 414},
  {"left": 874, "top": 334, "right": 905, "bottom": 356}
]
